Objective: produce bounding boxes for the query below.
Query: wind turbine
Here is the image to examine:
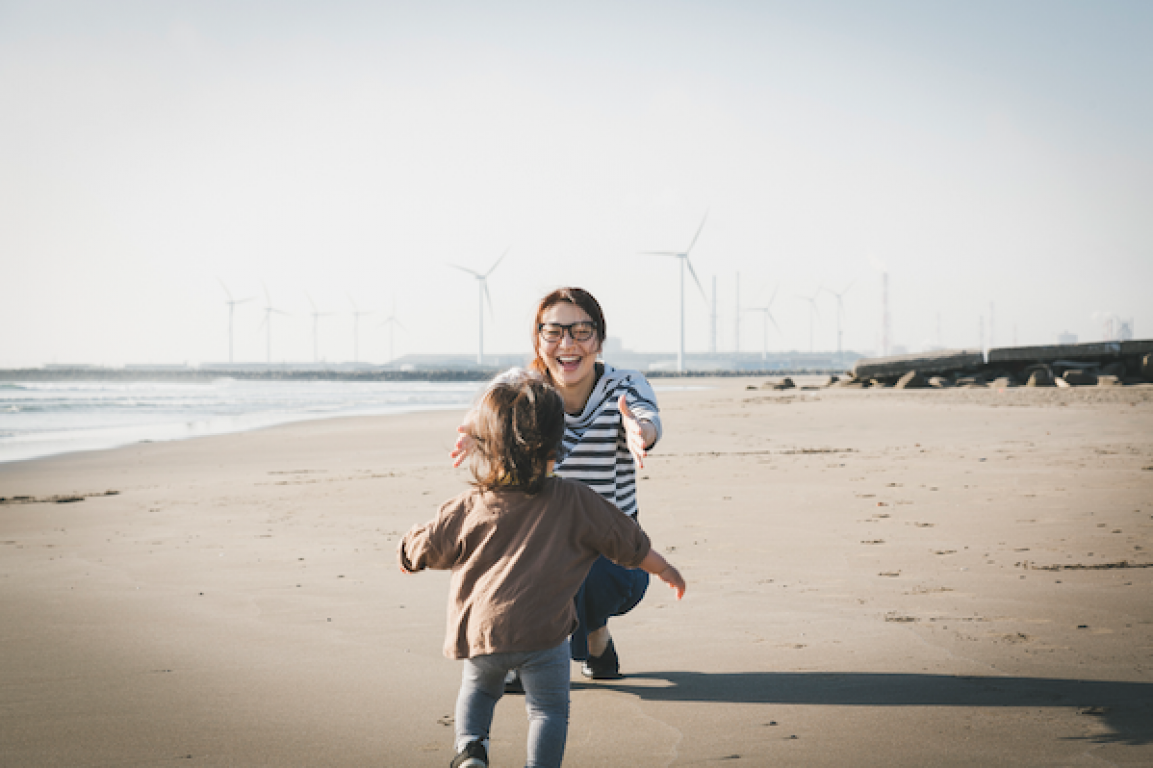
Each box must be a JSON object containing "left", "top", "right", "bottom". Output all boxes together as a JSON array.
[
  {"left": 348, "top": 295, "right": 372, "bottom": 364},
  {"left": 640, "top": 211, "right": 710, "bottom": 372},
  {"left": 380, "top": 300, "right": 406, "bottom": 364},
  {"left": 306, "top": 294, "right": 333, "bottom": 364},
  {"left": 821, "top": 280, "right": 856, "bottom": 366},
  {"left": 796, "top": 287, "right": 822, "bottom": 354},
  {"left": 448, "top": 248, "right": 508, "bottom": 366},
  {"left": 744, "top": 286, "right": 781, "bottom": 362},
  {"left": 259, "top": 284, "right": 289, "bottom": 364},
  {"left": 218, "top": 280, "right": 253, "bottom": 364}
]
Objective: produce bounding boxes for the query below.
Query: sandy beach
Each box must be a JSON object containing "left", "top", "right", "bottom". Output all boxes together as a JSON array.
[{"left": 2, "top": 378, "right": 1151, "bottom": 767}]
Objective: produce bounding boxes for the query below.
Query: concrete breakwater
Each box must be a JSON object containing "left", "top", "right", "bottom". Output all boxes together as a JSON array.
[{"left": 842, "top": 339, "right": 1153, "bottom": 389}]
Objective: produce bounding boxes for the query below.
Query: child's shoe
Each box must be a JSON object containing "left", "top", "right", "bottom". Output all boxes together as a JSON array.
[
  {"left": 503, "top": 669, "right": 524, "bottom": 694},
  {"left": 450, "top": 739, "right": 487, "bottom": 768},
  {"left": 581, "top": 639, "right": 622, "bottom": 679}
]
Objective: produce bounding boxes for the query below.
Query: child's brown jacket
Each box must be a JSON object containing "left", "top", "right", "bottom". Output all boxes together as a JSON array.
[{"left": 399, "top": 477, "right": 651, "bottom": 659}]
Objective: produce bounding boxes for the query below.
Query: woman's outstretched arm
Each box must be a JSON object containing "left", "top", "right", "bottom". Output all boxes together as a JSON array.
[{"left": 619, "top": 394, "right": 658, "bottom": 469}]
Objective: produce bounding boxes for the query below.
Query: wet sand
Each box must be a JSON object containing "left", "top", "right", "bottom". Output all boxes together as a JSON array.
[{"left": 2, "top": 379, "right": 1151, "bottom": 766}]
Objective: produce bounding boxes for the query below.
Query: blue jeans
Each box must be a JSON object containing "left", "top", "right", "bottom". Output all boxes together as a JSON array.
[
  {"left": 455, "top": 640, "right": 571, "bottom": 768},
  {"left": 570, "top": 556, "right": 650, "bottom": 660}
]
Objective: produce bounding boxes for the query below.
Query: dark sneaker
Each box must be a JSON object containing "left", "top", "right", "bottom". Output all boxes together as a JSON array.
[
  {"left": 504, "top": 669, "right": 524, "bottom": 695},
  {"left": 450, "top": 739, "right": 488, "bottom": 768},
  {"left": 581, "top": 638, "right": 622, "bottom": 680}
]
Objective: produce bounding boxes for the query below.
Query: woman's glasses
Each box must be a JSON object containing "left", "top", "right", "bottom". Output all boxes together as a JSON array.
[{"left": 538, "top": 321, "right": 598, "bottom": 343}]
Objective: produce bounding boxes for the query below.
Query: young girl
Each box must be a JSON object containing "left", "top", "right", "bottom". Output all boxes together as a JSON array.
[{"left": 400, "top": 375, "right": 686, "bottom": 768}]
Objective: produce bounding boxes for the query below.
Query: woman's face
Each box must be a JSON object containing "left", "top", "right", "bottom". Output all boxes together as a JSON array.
[{"left": 537, "top": 301, "right": 601, "bottom": 393}]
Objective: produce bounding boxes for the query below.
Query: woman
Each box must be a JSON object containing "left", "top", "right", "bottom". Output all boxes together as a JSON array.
[{"left": 452, "top": 287, "right": 663, "bottom": 680}]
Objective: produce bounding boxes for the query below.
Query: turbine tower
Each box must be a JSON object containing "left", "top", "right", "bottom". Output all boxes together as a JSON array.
[
  {"left": 822, "top": 280, "right": 856, "bottom": 366},
  {"left": 744, "top": 287, "right": 781, "bottom": 362},
  {"left": 640, "top": 211, "right": 710, "bottom": 372},
  {"left": 449, "top": 248, "right": 508, "bottom": 366},
  {"left": 218, "top": 280, "right": 252, "bottom": 364},
  {"left": 734, "top": 271, "right": 741, "bottom": 356},
  {"left": 881, "top": 271, "right": 891, "bottom": 357},
  {"left": 348, "top": 295, "right": 372, "bottom": 364},
  {"left": 709, "top": 275, "right": 717, "bottom": 355},
  {"left": 259, "top": 284, "right": 289, "bottom": 364},
  {"left": 796, "top": 287, "right": 822, "bottom": 354},
  {"left": 380, "top": 300, "right": 406, "bottom": 363},
  {"left": 306, "top": 294, "right": 333, "bottom": 364}
]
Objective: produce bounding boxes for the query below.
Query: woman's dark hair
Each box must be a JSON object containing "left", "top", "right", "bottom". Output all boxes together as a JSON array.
[
  {"left": 470, "top": 375, "right": 565, "bottom": 494},
  {"left": 529, "top": 287, "right": 607, "bottom": 381}
]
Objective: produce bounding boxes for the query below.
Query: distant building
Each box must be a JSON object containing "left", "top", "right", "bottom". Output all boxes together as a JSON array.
[
  {"left": 1057, "top": 331, "right": 1078, "bottom": 345},
  {"left": 124, "top": 363, "right": 191, "bottom": 371},
  {"left": 601, "top": 336, "right": 625, "bottom": 357}
]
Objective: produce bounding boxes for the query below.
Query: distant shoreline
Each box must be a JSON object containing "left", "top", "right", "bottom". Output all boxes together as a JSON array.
[{"left": 0, "top": 367, "right": 846, "bottom": 383}]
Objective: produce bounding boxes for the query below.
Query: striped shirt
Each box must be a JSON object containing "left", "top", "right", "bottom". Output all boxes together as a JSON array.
[{"left": 554, "top": 364, "right": 662, "bottom": 519}]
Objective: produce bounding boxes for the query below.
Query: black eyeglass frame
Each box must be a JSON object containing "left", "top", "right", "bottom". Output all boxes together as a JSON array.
[{"left": 537, "top": 321, "right": 599, "bottom": 343}]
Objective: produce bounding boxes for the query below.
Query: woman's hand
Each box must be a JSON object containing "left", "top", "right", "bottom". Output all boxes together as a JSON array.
[
  {"left": 450, "top": 412, "right": 477, "bottom": 468},
  {"left": 619, "top": 394, "right": 656, "bottom": 469}
]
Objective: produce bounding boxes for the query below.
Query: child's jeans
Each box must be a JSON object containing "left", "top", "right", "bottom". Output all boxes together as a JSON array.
[{"left": 455, "top": 640, "right": 570, "bottom": 768}]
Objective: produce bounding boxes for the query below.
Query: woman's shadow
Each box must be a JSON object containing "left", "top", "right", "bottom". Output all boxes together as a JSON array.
[{"left": 575, "top": 670, "right": 1153, "bottom": 745}]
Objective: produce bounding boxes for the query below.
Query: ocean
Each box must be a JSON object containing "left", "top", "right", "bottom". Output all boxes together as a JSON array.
[{"left": 0, "top": 379, "right": 484, "bottom": 464}]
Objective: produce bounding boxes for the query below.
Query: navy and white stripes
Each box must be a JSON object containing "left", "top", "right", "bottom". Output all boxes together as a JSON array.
[{"left": 555, "top": 364, "right": 661, "bottom": 518}]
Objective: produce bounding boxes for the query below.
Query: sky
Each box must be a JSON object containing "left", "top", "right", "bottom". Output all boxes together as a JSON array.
[{"left": 2, "top": 0, "right": 1150, "bottom": 367}]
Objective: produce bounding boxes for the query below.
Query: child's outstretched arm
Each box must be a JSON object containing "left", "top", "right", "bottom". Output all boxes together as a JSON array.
[
  {"left": 397, "top": 536, "right": 418, "bottom": 574},
  {"left": 639, "top": 547, "right": 686, "bottom": 600}
]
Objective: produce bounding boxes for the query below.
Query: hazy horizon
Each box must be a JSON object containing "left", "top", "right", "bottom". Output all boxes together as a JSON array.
[{"left": 3, "top": 1, "right": 1150, "bottom": 367}]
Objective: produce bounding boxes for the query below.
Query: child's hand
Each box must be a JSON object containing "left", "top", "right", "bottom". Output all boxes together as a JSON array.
[
  {"left": 658, "top": 564, "right": 686, "bottom": 600},
  {"left": 619, "top": 395, "right": 654, "bottom": 469}
]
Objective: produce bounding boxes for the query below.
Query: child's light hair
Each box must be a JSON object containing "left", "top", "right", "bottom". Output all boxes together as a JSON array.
[{"left": 470, "top": 373, "right": 565, "bottom": 494}]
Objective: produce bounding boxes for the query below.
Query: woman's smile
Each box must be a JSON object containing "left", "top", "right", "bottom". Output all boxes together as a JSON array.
[{"left": 539, "top": 303, "right": 600, "bottom": 405}]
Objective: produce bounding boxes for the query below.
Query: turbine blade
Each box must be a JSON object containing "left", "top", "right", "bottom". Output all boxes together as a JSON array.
[
  {"left": 639, "top": 251, "right": 682, "bottom": 257},
  {"left": 684, "top": 257, "right": 707, "bottom": 300},
  {"left": 768, "top": 286, "right": 779, "bottom": 308},
  {"left": 218, "top": 278, "right": 233, "bottom": 301},
  {"left": 769, "top": 313, "right": 782, "bottom": 334},
  {"left": 483, "top": 281, "right": 495, "bottom": 318},
  {"left": 484, "top": 247, "right": 510, "bottom": 278},
  {"left": 685, "top": 209, "right": 709, "bottom": 254},
  {"left": 448, "top": 263, "right": 482, "bottom": 278}
]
